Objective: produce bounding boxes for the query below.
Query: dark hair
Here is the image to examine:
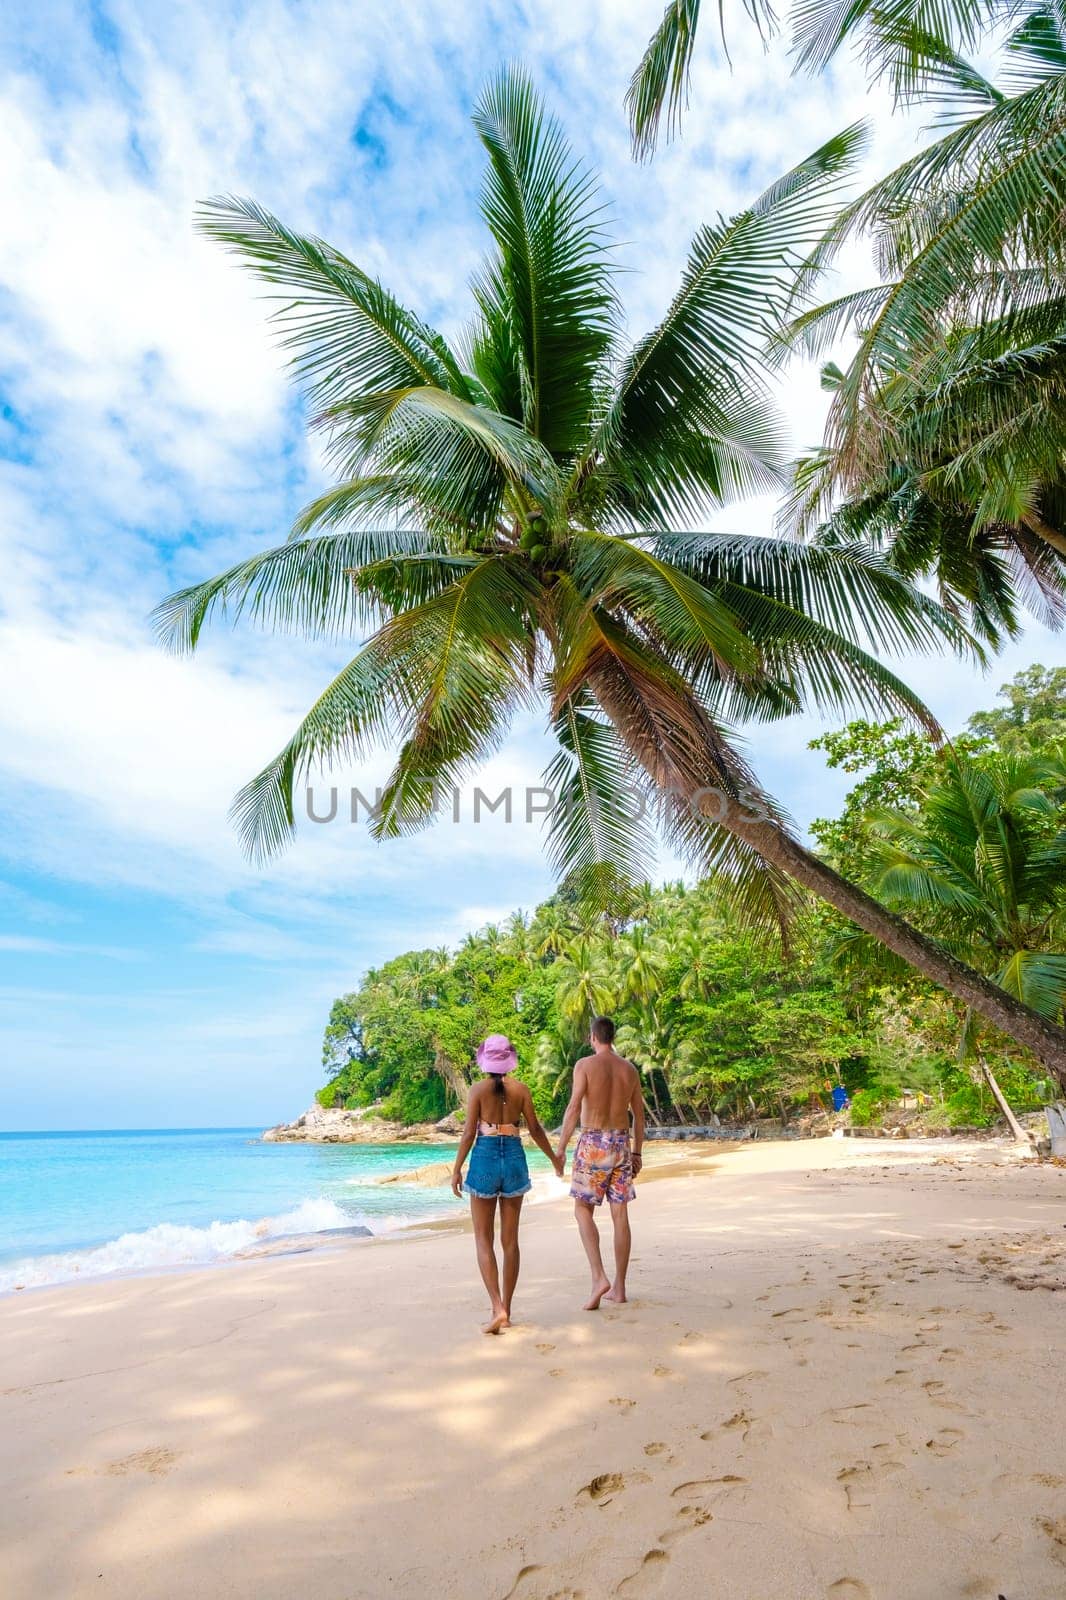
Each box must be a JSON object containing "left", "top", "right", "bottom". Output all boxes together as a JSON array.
[
  {"left": 591, "top": 1016, "right": 616, "bottom": 1044},
  {"left": 486, "top": 1071, "right": 508, "bottom": 1099}
]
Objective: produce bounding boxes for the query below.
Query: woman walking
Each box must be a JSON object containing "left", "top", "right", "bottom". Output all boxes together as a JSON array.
[{"left": 451, "top": 1035, "right": 563, "bottom": 1332}]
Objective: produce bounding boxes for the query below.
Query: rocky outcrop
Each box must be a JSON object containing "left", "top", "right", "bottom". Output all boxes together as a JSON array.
[
  {"left": 371, "top": 1161, "right": 455, "bottom": 1187},
  {"left": 261, "top": 1103, "right": 460, "bottom": 1144}
]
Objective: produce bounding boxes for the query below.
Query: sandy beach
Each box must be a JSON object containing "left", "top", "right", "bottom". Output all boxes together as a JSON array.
[{"left": 3, "top": 1137, "right": 1064, "bottom": 1600}]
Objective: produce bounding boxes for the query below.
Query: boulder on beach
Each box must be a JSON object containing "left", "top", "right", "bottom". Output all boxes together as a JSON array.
[{"left": 371, "top": 1161, "right": 455, "bottom": 1187}]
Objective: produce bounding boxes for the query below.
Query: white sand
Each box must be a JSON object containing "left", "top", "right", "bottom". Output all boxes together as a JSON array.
[{"left": 2, "top": 1137, "right": 1064, "bottom": 1600}]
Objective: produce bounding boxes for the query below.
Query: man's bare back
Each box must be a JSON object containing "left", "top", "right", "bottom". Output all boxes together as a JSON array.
[{"left": 571, "top": 1047, "right": 640, "bottom": 1131}]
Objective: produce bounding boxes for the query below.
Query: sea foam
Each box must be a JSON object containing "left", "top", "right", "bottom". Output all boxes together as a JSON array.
[{"left": 0, "top": 1196, "right": 358, "bottom": 1293}]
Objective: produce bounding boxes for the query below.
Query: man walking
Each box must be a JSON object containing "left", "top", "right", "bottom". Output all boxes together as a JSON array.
[{"left": 555, "top": 1017, "right": 645, "bottom": 1310}]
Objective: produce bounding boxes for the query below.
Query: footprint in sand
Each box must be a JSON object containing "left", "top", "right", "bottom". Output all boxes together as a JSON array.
[
  {"left": 503, "top": 1567, "right": 587, "bottom": 1600},
  {"left": 653, "top": 1365, "right": 674, "bottom": 1378},
  {"left": 670, "top": 1475, "right": 747, "bottom": 1502},
  {"left": 1038, "top": 1516, "right": 1066, "bottom": 1565},
  {"left": 576, "top": 1471, "right": 650, "bottom": 1507},
  {"left": 67, "top": 1447, "right": 179, "bottom": 1479},
  {"left": 828, "top": 1404, "right": 875, "bottom": 1427},
  {"left": 536, "top": 1343, "right": 556, "bottom": 1354},
  {"left": 702, "top": 1410, "right": 773, "bottom": 1446},
  {"left": 579, "top": 1472, "right": 627, "bottom": 1504},
  {"left": 826, "top": 1580, "right": 871, "bottom": 1598},
  {"left": 615, "top": 1549, "right": 670, "bottom": 1597},
  {"left": 658, "top": 1504, "right": 712, "bottom": 1547},
  {"left": 548, "top": 1369, "right": 566, "bottom": 1378},
  {"left": 836, "top": 1458, "right": 904, "bottom": 1511},
  {"left": 609, "top": 1397, "right": 636, "bottom": 1412},
  {"left": 644, "top": 1442, "right": 669, "bottom": 1457},
  {"left": 925, "top": 1428, "right": 965, "bottom": 1457}
]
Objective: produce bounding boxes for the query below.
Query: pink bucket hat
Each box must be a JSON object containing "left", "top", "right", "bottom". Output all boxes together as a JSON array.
[{"left": 476, "top": 1034, "right": 518, "bottom": 1074}]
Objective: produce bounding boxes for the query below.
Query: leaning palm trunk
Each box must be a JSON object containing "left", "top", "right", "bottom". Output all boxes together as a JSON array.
[
  {"left": 589, "top": 667, "right": 1066, "bottom": 1083},
  {"left": 977, "top": 1057, "right": 1030, "bottom": 1145}
]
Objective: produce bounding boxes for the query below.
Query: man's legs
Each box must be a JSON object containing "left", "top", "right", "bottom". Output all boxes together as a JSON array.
[
  {"left": 498, "top": 1195, "right": 523, "bottom": 1321},
  {"left": 470, "top": 1195, "right": 508, "bottom": 1334},
  {"left": 605, "top": 1201, "right": 631, "bottom": 1303},
  {"left": 574, "top": 1199, "right": 611, "bottom": 1310}
]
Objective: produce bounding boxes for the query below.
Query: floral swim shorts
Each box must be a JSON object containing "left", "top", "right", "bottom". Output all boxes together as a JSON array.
[{"left": 569, "top": 1128, "right": 635, "bottom": 1207}]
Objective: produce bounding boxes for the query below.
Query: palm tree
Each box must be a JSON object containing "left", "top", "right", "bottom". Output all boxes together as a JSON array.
[
  {"left": 613, "top": 924, "right": 669, "bottom": 1007},
  {"left": 554, "top": 936, "right": 615, "bottom": 1029},
  {"left": 867, "top": 747, "right": 1066, "bottom": 1134},
  {"left": 530, "top": 901, "right": 585, "bottom": 959},
  {"left": 626, "top": 0, "right": 1016, "bottom": 158},
  {"left": 155, "top": 68, "right": 1066, "bottom": 1078},
  {"left": 781, "top": 9, "right": 1066, "bottom": 580},
  {"left": 869, "top": 750, "right": 1066, "bottom": 1023}
]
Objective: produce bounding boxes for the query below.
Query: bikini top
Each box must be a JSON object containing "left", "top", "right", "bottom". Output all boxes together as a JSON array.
[{"left": 479, "top": 1118, "right": 522, "bottom": 1136}]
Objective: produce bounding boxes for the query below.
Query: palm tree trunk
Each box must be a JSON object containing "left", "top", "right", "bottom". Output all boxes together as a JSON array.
[
  {"left": 434, "top": 1046, "right": 468, "bottom": 1107},
  {"left": 640, "top": 1068, "right": 664, "bottom": 1127},
  {"left": 1020, "top": 510, "right": 1066, "bottom": 557},
  {"left": 587, "top": 669, "right": 1066, "bottom": 1084},
  {"left": 721, "top": 800, "right": 1066, "bottom": 1084},
  {"left": 978, "top": 1056, "right": 1029, "bottom": 1144}
]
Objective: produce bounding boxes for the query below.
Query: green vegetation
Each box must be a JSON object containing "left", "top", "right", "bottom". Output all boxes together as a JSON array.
[{"left": 317, "top": 668, "right": 1066, "bottom": 1130}]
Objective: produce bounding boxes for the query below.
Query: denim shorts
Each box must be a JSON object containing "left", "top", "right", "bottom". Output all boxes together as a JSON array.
[{"left": 463, "top": 1133, "right": 531, "bottom": 1199}]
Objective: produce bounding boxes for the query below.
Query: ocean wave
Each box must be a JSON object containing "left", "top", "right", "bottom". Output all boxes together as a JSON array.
[{"left": 0, "top": 1196, "right": 360, "bottom": 1293}]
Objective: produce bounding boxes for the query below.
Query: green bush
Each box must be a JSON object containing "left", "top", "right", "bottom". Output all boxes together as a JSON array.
[
  {"left": 848, "top": 1089, "right": 882, "bottom": 1126},
  {"left": 944, "top": 1082, "right": 995, "bottom": 1128}
]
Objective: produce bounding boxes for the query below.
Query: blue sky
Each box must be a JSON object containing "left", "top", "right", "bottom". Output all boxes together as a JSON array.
[{"left": 1, "top": 0, "right": 1061, "bottom": 1130}]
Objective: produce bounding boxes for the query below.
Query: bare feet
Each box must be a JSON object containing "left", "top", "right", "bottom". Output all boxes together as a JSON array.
[
  {"left": 484, "top": 1309, "right": 510, "bottom": 1335},
  {"left": 604, "top": 1288, "right": 627, "bottom": 1303},
  {"left": 584, "top": 1277, "right": 612, "bottom": 1311}
]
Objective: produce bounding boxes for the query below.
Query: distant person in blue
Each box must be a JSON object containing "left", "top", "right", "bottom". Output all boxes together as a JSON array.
[
  {"left": 831, "top": 1084, "right": 850, "bottom": 1113},
  {"left": 450, "top": 1035, "right": 563, "bottom": 1334}
]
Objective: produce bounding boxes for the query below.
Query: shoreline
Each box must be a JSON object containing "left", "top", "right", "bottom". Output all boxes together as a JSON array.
[
  {"left": 3, "top": 1135, "right": 1064, "bottom": 1600},
  {"left": 0, "top": 1132, "right": 1046, "bottom": 1300},
  {"left": 0, "top": 1138, "right": 730, "bottom": 1300}
]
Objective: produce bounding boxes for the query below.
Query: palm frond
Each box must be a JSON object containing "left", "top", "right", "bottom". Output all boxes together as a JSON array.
[
  {"left": 654, "top": 530, "right": 982, "bottom": 666},
  {"left": 318, "top": 384, "right": 563, "bottom": 505},
  {"left": 471, "top": 65, "right": 618, "bottom": 458},
  {"left": 569, "top": 530, "right": 760, "bottom": 676},
  {"left": 366, "top": 556, "right": 541, "bottom": 837},
  {"left": 626, "top": 0, "right": 704, "bottom": 161},
  {"left": 996, "top": 949, "right": 1066, "bottom": 1016},
  {"left": 543, "top": 696, "right": 658, "bottom": 901},
  {"left": 594, "top": 124, "right": 867, "bottom": 524},
  {"left": 195, "top": 196, "right": 470, "bottom": 408},
  {"left": 152, "top": 528, "right": 451, "bottom": 651}
]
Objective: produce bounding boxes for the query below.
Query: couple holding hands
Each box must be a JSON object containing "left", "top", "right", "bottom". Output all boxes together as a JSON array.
[{"left": 450, "top": 1016, "right": 645, "bottom": 1333}]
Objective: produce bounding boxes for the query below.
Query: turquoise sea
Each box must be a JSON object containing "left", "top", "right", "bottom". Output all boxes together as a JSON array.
[{"left": 0, "top": 1128, "right": 554, "bottom": 1293}]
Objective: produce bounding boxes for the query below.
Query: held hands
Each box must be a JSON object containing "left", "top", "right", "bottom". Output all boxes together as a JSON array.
[
  {"left": 552, "top": 1149, "right": 566, "bottom": 1179},
  {"left": 450, "top": 1167, "right": 464, "bottom": 1199},
  {"left": 632, "top": 1151, "right": 643, "bottom": 1176}
]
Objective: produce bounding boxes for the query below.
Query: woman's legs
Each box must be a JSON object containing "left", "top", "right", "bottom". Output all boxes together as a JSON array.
[
  {"left": 469, "top": 1195, "right": 507, "bottom": 1333},
  {"left": 498, "top": 1195, "right": 523, "bottom": 1320}
]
